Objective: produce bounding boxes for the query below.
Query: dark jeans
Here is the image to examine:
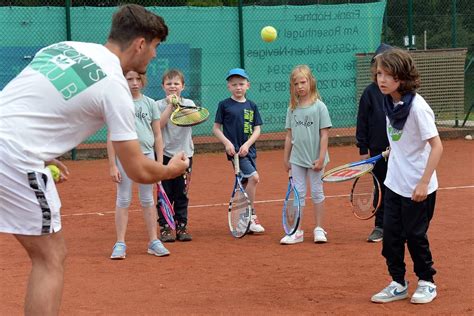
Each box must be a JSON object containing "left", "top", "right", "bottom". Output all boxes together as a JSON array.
[
  {"left": 370, "top": 150, "right": 387, "bottom": 228},
  {"left": 157, "top": 155, "right": 193, "bottom": 227},
  {"left": 382, "top": 188, "right": 437, "bottom": 284}
]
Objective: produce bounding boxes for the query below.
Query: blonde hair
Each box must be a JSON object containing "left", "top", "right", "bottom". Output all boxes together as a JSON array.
[{"left": 288, "top": 65, "right": 320, "bottom": 110}]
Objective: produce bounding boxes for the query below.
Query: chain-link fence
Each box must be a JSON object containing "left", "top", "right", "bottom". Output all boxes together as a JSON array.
[{"left": 1, "top": 0, "right": 472, "bottom": 158}]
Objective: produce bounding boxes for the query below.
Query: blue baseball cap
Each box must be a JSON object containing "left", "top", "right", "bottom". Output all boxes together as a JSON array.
[{"left": 226, "top": 68, "right": 249, "bottom": 81}]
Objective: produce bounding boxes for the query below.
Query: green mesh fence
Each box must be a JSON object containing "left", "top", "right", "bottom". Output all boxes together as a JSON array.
[{"left": 0, "top": 0, "right": 472, "bottom": 158}]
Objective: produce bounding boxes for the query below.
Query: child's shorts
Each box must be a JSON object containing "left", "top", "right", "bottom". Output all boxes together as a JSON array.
[
  {"left": 0, "top": 159, "right": 62, "bottom": 236},
  {"left": 233, "top": 155, "right": 258, "bottom": 179}
]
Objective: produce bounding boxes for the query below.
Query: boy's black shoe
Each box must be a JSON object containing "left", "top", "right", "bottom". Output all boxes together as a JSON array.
[
  {"left": 160, "top": 225, "right": 175, "bottom": 243},
  {"left": 176, "top": 223, "right": 192, "bottom": 242}
]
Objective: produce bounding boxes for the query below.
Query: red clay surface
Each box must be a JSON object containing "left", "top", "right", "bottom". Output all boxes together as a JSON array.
[{"left": 1, "top": 139, "right": 473, "bottom": 315}]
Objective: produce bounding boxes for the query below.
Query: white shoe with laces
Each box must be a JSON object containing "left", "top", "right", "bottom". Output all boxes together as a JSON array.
[
  {"left": 410, "top": 280, "right": 437, "bottom": 304},
  {"left": 371, "top": 281, "right": 408, "bottom": 303},
  {"left": 280, "top": 230, "right": 304, "bottom": 245},
  {"left": 249, "top": 215, "right": 265, "bottom": 233},
  {"left": 314, "top": 226, "right": 327, "bottom": 243}
]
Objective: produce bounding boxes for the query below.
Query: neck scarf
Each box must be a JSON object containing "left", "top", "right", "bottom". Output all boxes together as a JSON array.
[{"left": 383, "top": 93, "right": 415, "bottom": 130}]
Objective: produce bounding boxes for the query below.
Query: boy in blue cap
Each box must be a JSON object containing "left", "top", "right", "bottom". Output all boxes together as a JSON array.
[{"left": 213, "top": 68, "right": 265, "bottom": 233}]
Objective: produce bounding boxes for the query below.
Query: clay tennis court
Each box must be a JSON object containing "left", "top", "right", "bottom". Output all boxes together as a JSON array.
[{"left": 0, "top": 139, "right": 472, "bottom": 314}]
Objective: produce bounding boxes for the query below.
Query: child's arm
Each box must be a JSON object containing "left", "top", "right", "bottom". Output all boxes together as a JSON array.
[
  {"left": 412, "top": 135, "right": 443, "bottom": 202},
  {"left": 106, "top": 132, "right": 121, "bottom": 183},
  {"left": 238, "top": 125, "right": 261, "bottom": 156},
  {"left": 283, "top": 129, "right": 292, "bottom": 171},
  {"left": 158, "top": 96, "right": 175, "bottom": 129},
  {"left": 313, "top": 127, "right": 329, "bottom": 171},
  {"left": 153, "top": 119, "right": 164, "bottom": 164},
  {"left": 213, "top": 122, "right": 236, "bottom": 156}
]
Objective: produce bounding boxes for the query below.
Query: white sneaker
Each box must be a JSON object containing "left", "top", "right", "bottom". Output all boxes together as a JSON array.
[
  {"left": 410, "top": 280, "right": 437, "bottom": 304},
  {"left": 314, "top": 226, "right": 327, "bottom": 243},
  {"left": 280, "top": 230, "right": 304, "bottom": 245},
  {"left": 371, "top": 281, "right": 408, "bottom": 303},
  {"left": 249, "top": 215, "right": 265, "bottom": 233}
]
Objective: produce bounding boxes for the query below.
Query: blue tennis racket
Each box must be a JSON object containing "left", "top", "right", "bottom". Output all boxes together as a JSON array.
[
  {"left": 322, "top": 149, "right": 390, "bottom": 182},
  {"left": 282, "top": 169, "right": 301, "bottom": 235},
  {"left": 227, "top": 154, "right": 252, "bottom": 238}
]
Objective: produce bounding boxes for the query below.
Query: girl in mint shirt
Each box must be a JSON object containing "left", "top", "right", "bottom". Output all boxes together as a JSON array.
[{"left": 281, "top": 65, "right": 332, "bottom": 245}]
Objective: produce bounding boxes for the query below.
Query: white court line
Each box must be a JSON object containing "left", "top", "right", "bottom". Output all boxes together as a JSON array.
[{"left": 61, "top": 184, "right": 474, "bottom": 218}]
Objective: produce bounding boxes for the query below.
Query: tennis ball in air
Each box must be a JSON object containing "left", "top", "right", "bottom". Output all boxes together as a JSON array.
[
  {"left": 47, "top": 165, "right": 60, "bottom": 182},
  {"left": 261, "top": 26, "right": 277, "bottom": 42},
  {"left": 465, "top": 134, "right": 472, "bottom": 140}
]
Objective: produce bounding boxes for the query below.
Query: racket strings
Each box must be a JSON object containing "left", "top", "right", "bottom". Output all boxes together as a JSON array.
[
  {"left": 324, "top": 163, "right": 373, "bottom": 182},
  {"left": 351, "top": 173, "right": 379, "bottom": 219},
  {"left": 229, "top": 190, "right": 251, "bottom": 235},
  {"left": 171, "top": 108, "right": 210, "bottom": 126}
]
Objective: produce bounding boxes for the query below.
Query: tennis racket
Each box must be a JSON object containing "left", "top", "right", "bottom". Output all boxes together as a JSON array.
[
  {"left": 169, "top": 95, "right": 209, "bottom": 127},
  {"left": 282, "top": 169, "right": 301, "bottom": 236},
  {"left": 183, "top": 166, "right": 191, "bottom": 195},
  {"left": 228, "top": 154, "right": 252, "bottom": 238},
  {"left": 157, "top": 182, "right": 175, "bottom": 230},
  {"left": 350, "top": 171, "right": 382, "bottom": 220},
  {"left": 322, "top": 149, "right": 390, "bottom": 182}
]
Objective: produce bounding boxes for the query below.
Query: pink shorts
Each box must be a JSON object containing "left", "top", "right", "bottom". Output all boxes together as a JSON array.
[{"left": 0, "top": 159, "right": 62, "bottom": 236}]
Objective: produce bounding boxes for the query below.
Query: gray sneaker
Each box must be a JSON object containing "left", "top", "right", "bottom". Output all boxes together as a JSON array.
[
  {"left": 371, "top": 281, "right": 408, "bottom": 303},
  {"left": 410, "top": 280, "right": 437, "bottom": 304},
  {"left": 147, "top": 239, "right": 170, "bottom": 257},
  {"left": 367, "top": 227, "right": 383, "bottom": 242}
]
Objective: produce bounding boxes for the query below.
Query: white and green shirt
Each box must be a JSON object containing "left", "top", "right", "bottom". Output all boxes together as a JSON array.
[{"left": 0, "top": 41, "right": 137, "bottom": 170}]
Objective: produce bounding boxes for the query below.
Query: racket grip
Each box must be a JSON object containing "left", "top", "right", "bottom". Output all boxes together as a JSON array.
[{"left": 233, "top": 154, "right": 240, "bottom": 175}]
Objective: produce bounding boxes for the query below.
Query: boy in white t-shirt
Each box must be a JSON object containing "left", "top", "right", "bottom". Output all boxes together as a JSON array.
[
  {"left": 0, "top": 5, "right": 188, "bottom": 315},
  {"left": 370, "top": 48, "right": 443, "bottom": 305}
]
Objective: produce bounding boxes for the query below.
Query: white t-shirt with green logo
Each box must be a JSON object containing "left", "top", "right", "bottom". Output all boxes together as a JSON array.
[
  {"left": 285, "top": 100, "right": 332, "bottom": 168},
  {"left": 0, "top": 41, "right": 137, "bottom": 170},
  {"left": 385, "top": 93, "right": 439, "bottom": 198}
]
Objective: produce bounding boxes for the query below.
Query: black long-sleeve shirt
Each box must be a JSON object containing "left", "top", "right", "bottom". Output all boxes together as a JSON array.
[{"left": 356, "top": 82, "right": 389, "bottom": 155}]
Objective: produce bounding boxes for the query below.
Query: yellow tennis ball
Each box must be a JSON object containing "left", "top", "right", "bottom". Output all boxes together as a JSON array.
[
  {"left": 47, "top": 165, "right": 61, "bottom": 182},
  {"left": 261, "top": 26, "right": 277, "bottom": 42}
]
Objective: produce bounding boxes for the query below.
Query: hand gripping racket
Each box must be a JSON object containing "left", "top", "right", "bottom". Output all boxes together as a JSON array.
[
  {"left": 350, "top": 171, "right": 382, "bottom": 220},
  {"left": 157, "top": 182, "right": 175, "bottom": 230},
  {"left": 169, "top": 95, "right": 209, "bottom": 127},
  {"left": 282, "top": 169, "right": 301, "bottom": 235},
  {"left": 322, "top": 149, "right": 390, "bottom": 182},
  {"left": 228, "top": 154, "right": 252, "bottom": 238}
]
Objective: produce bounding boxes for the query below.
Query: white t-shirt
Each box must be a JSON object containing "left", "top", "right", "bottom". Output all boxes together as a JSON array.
[
  {"left": 0, "top": 41, "right": 137, "bottom": 170},
  {"left": 156, "top": 98, "right": 194, "bottom": 158},
  {"left": 384, "top": 93, "right": 439, "bottom": 198}
]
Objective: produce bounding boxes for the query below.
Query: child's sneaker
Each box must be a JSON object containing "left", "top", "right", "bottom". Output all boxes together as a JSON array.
[
  {"left": 249, "top": 214, "right": 265, "bottom": 233},
  {"left": 314, "top": 226, "right": 327, "bottom": 243},
  {"left": 371, "top": 281, "right": 408, "bottom": 303},
  {"left": 176, "top": 223, "right": 192, "bottom": 242},
  {"left": 147, "top": 239, "right": 170, "bottom": 257},
  {"left": 280, "top": 230, "right": 304, "bottom": 245},
  {"left": 160, "top": 224, "right": 175, "bottom": 243},
  {"left": 410, "top": 280, "right": 437, "bottom": 304},
  {"left": 110, "top": 242, "right": 126, "bottom": 260},
  {"left": 367, "top": 227, "right": 383, "bottom": 242}
]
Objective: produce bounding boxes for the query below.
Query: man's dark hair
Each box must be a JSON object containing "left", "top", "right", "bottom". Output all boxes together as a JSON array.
[{"left": 108, "top": 4, "right": 168, "bottom": 50}]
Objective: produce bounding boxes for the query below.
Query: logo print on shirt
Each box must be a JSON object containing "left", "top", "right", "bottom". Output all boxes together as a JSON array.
[
  {"left": 243, "top": 109, "right": 254, "bottom": 136},
  {"left": 388, "top": 125, "right": 403, "bottom": 141},
  {"left": 29, "top": 43, "right": 107, "bottom": 100},
  {"left": 293, "top": 115, "right": 314, "bottom": 127}
]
